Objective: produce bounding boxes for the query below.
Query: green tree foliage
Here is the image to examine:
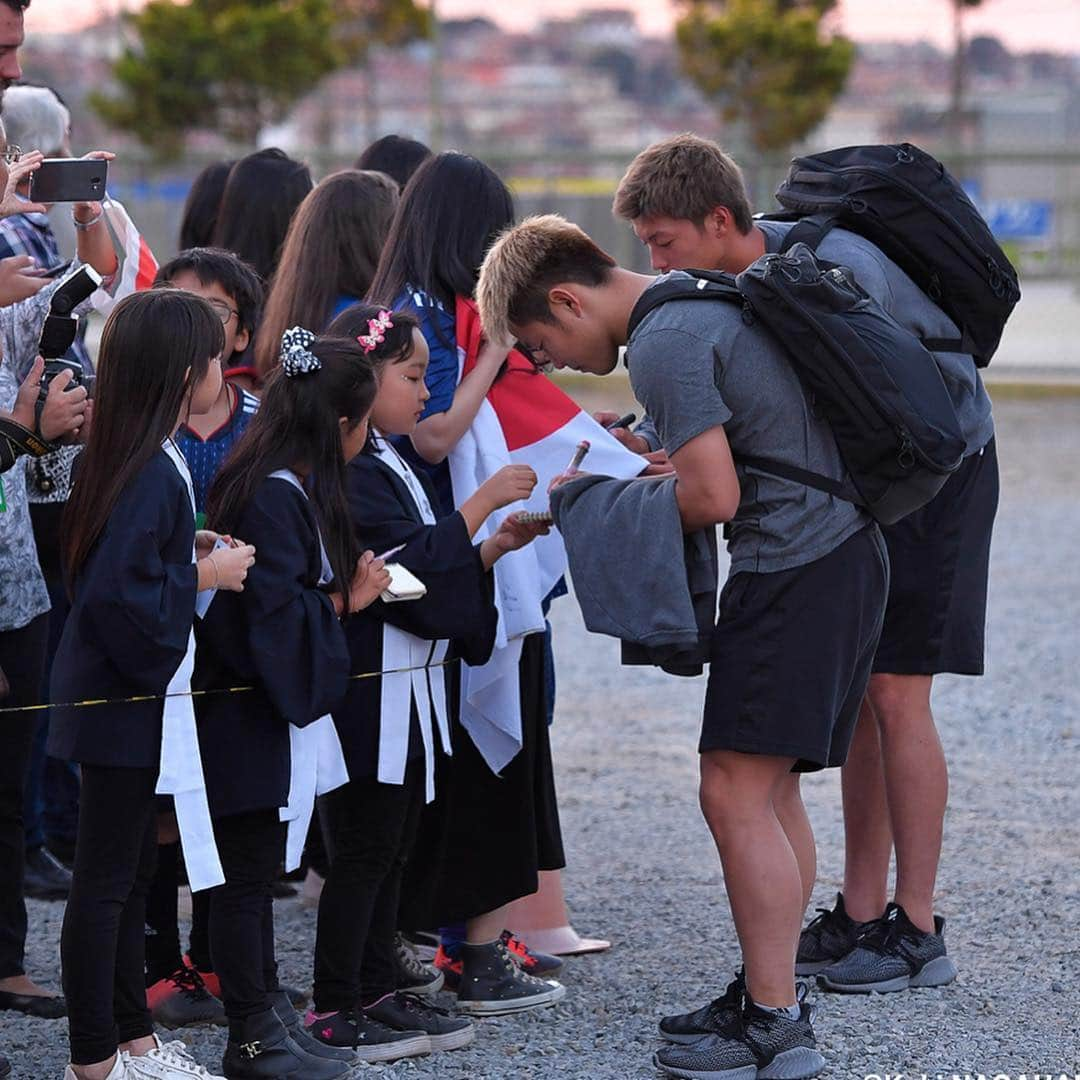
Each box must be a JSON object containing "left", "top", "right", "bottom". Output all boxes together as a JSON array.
[
  {"left": 91, "top": 0, "right": 428, "bottom": 157},
  {"left": 674, "top": 0, "right": 855, "bottom": 153}
]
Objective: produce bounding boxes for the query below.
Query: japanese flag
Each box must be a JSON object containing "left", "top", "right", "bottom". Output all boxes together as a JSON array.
[{"left": 449, "top": 297, "right": 645, "bottom": 772}]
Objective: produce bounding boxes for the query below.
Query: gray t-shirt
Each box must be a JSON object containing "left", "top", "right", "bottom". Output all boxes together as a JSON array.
[
  {"left": 756, "top": 219, "right": 995, "bottom": 456},
  {"left": 627, "top": 272, "right": 868, "bottom": 576}
]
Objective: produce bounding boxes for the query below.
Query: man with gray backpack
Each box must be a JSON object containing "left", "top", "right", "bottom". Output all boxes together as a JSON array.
[{"left": 609, "top": 134, "right": 1005, "bottom": 1019}]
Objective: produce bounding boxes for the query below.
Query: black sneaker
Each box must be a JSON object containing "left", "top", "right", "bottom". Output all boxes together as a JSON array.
[
  {"left": 304, "top": 1006, "right": 431, "bottom": 1063},
  {"left": 796, "top": 893, "right": 873, "bottom": 976},
  {"left": 394, "top": 932, "right": 445, "bottom": 996},
  {"left": 654, "top": 997, "right": 825, "bottom": 1080},
  {"left": 146, "top": 966, "right": 226, "bottom": 1029},
  {"left": 817, "top": 902, "right": 957, "bottom": 993},
  {"left": 269, "top": 990, "right": 357, "bottom": 1066},
  {"left": 23, "top": 845, "right": 72, "bottom": 900},
  {"left": 658, "top": 971, "right": 745, "bottom": 1044},
  {"left": 456, "top": 939, "right": 567, "bottom": 1016},
  {"left": 365, "top": 991, "right": 475, "bottom": 1052}
]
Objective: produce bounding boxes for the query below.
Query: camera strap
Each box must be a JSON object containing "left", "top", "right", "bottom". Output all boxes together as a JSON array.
[{"left": 0, "top": 416, "right": 55, "bottom": 473}]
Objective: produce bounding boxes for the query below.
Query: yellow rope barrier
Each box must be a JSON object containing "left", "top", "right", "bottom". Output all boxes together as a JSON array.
[{"left": 0, "top": 658, "right": 458, "bottom": 715}]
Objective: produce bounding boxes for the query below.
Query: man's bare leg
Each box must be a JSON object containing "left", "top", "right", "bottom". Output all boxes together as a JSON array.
[
  {"left": 774, "top": 774, "right": 815, "bottom": 915},
  {"left": 839, "top": 697, "right": 893, "bottom": 922},
  {"left": 700, "top": 750, "right": 803, "bottom": 1007},
  {"left": 867, "top": 672, "right": 945, "bottom": 933}
]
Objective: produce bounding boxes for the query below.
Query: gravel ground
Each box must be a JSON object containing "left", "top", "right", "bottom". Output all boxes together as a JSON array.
[{"left": 5, "top": 394, "right": 1079, "bottom": 1079}]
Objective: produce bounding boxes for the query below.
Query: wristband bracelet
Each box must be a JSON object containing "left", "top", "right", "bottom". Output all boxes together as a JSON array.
[
  {"left": 206, "top": 553, "right": 220, "bottom": 590},
  {"left": 72, "top": 208, "right": 104, "bottom": 231}
]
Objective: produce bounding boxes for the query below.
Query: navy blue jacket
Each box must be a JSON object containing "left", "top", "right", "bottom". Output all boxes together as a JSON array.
[
  {"left": 193, "top": 476, "right": 350, "bottom": 818},
  {"left": 49, "top": 450, "right": 197, "bottom": 768},
  {"left": 332, "top": 452, "right": 497, "bottom": 779}
]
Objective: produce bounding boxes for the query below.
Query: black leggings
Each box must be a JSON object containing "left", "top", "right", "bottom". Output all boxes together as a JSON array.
[
  {"left": 144, "top": 839, "right": 213, "bottom": 983},
  {"left": 61, "top": 764, "right": 159, "bottom": 1065},
  {"left": 0, "top": 614, "right": 48, "bottom": 981},
  {"left": 313, "top": 762, "right": 424, "bottom": 1012},
  {"left": 206, "top": 810, "right": 285, "bottom": 1031}
]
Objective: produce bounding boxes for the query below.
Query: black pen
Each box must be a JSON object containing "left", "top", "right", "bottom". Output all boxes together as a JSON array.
[{"left": 605, "top": 412, "right": 637, "bottom": 431}]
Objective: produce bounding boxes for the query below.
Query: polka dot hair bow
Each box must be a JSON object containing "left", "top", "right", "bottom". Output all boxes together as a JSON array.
[{"left": 280, "top": 326, "right": 321, "bottom": 377}]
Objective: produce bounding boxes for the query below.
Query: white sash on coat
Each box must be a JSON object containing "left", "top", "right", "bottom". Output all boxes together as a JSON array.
[
  {"left": 267, "top": 469, "right": 350, "bottom": 871},
  {"left": 372, "top": 436, "right": 451, "bottom": 803},
  {"left": 158, "top": 440, "right": 224, "bottom": 893}
]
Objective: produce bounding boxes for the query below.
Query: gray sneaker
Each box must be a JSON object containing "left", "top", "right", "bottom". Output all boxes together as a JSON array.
[
  {"left": 394, "top": 932, "right": 445, "bottom": 996},
  {"left": 658, "top": 971, "right": 745, "bottom": 1044},
  {"left": 654, "top": 998, "right": 825, "bottom": 1080},
  {"left": 796, "top": 893, "right": 875, "bottom": 976},
  {"left": 817, "top": 902, "right": 958, "bottom": 993}
]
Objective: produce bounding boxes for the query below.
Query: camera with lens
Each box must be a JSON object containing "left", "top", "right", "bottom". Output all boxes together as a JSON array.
[{"left": 35, "top": 263, "right": 103, "bottom": 418}]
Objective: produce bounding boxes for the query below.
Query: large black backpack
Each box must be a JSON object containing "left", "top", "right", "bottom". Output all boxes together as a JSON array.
[
  {"left": 626, "top": 246, "right": 968, "bottom": 525},
  {"left": 772, "top": 143, "right": 1020, "bottom": 367}
]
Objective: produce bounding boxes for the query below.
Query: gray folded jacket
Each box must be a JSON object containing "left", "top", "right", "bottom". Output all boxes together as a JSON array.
[{"left": 550, "top": 473, "right": 718, "bottom": 676}]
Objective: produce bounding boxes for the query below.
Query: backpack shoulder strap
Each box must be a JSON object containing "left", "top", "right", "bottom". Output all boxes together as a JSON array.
[
  {"left": 627, "top": 272, "right": 742, "bottom": 338},
  {"left": 778, "top": 212, "right": 837, "bottom": 254},
  {"left": 738, "top": 454, "right": 864, "bottom": 507}
]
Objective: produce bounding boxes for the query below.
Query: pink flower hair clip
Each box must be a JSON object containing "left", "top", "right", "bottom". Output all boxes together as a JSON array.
[{"left": 357, "top": 310, "right": 395, "bottom": 353}]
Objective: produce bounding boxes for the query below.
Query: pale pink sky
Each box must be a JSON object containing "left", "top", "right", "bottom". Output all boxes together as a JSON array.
[{"left": 24, "top": 0, "right": 1080, "bottom": 52}]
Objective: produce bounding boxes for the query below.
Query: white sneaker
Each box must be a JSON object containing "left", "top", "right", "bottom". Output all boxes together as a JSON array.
[
  {"left": 63, "top": 1053, "right": 132, "bottom": 1080},
  {"left": 123, "top": 1037, "right": 225, "bottom": 1080}
]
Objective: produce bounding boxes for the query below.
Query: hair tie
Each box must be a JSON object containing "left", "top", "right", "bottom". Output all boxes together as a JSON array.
[
  {"left": 280, "top": 326, "right": 320, "bottom": 377},
  {"left": 357, "top": 310, "right": 394, "bottom": 354}
]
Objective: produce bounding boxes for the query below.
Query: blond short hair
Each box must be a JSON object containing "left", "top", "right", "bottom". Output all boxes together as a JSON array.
[
  {"left": 477, "top": 214, "right": 616, "bottom": 344},
  {"left": 613, "top": 133, "right": 753, "bottom": 233}
]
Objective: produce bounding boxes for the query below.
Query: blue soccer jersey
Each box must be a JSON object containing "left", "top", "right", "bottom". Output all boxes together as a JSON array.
[{"left": 176, "top": 387, "right": 260, "bottom": 517}]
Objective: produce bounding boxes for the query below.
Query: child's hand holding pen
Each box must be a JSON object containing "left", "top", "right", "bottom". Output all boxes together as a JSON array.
[{"left": 348, "top": 550, "right": 392, "bottom": 612}]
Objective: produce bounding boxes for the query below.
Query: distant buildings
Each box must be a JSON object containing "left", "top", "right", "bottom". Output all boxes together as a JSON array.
[{"left": 14, "top": 8, "right": 1078, "bottom": 269}]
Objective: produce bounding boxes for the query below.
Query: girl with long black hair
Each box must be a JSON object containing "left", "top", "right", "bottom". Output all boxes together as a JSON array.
[
  {"left": 50, "top": 289, "right": 255, "bottom": 1080},
  {"left": 253, "top": 169, "right": 399, "bottom": 382},
  {"left": 368, "top": 151, "right": 516, "bottom": 517},
  {"left": 370, "top": 161, "right": 571, "bottom": 1009},
  {"left": 193, "top": 330, "right": 389, "bottom": 1079},
  {"left": 211, "top": 149, "right": 313, "bottom": 287}
]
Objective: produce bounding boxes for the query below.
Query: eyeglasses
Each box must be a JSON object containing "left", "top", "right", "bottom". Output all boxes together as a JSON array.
[
  {"left": 515, "top": 341, "right": 553, "bottom": 373},
  {"left": 205, "top": 299, "right": 238, "bottom": 325},
  {"left": 1, "top": 145, "right": 22, "bottom": 166}
]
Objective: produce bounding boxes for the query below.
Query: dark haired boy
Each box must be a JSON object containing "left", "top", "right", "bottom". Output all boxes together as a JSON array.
[
  {"left": 154, "top": 246, "right": 264, "bottom": 521},
  {"left": 613, "top": 134, "right": 997, "bottom": 997},
  {"left": 477, "top": 214, "right": 889, "bottom": 1080}
]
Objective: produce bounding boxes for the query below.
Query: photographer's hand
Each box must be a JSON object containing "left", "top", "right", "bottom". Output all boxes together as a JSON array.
[
  {"left": 0, "top": 255, "right": 47, "bottom": 307},
  {"left": 0, "top": 151, "right": 46, "bottom": 217},
  {"left": 73, "top": 152, "right": 119, "bottom": 278},
  {"left": 10, "top": 355, "right": 44, "bottom": 430},
  {"left": 37, "top": 362, "right": 89, "bottom": 443}
]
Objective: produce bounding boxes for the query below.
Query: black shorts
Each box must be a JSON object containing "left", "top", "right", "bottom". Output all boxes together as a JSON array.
[
  {"left": 873, "top": 438, "right": 998, "bottom": 677},
  {"left": 701, "top": 525, "right": 889, "bottom": 771}
]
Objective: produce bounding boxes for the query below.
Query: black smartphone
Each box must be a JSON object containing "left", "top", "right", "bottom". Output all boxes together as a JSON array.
[
  {"left": 31, "top": 261, "right": 72, "bottom": 279},
  {"left": 28, "top": 159, "right": 108, "bottom": 203}
]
